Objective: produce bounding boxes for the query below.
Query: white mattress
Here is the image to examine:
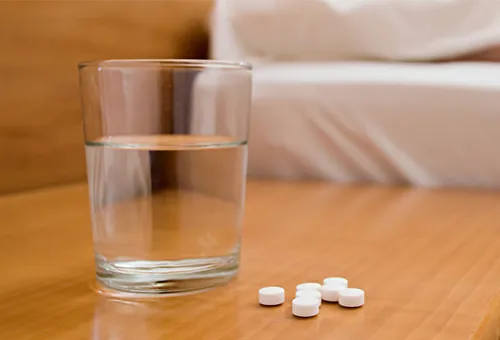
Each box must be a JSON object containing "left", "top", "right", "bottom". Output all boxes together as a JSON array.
[
  {"left": 213, "top": 0, "right": 500, "bottom": 63},
  {"left": 247, "top": 62, "right": 500, "bottom": 187}
]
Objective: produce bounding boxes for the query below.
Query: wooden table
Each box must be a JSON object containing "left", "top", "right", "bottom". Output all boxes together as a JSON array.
[{"left": 1, "top": 181, "right": 500, "bottom": 339}]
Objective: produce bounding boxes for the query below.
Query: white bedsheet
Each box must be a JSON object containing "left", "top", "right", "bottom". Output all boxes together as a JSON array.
[
  {"left": 221, "top": 0, "right": 500, "bottom": 62},
  {"left": 247, "top": 62, "right": 500, "bottom": 187}
]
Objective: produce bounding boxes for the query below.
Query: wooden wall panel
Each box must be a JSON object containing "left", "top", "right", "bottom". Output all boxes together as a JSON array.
[{"left": 0, "top": 0, "right": 212, "bottom": 194}]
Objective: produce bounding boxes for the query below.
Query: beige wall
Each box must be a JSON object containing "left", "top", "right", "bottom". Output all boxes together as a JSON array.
[{"left": 0, "top": 0, "right": 212, "bottom": 194}]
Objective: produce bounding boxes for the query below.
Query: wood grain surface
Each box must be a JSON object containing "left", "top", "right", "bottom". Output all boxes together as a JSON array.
[
  {"left": 0, "top": 0, "right": 211, "bottom": 194},
  {"left": 1, "top": 181, "right": 500, "bottom": 339}
]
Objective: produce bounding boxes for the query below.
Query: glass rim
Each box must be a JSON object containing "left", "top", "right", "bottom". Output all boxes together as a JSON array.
[{"left": 78, "top": 58, "right": 252, "bottom": 70}]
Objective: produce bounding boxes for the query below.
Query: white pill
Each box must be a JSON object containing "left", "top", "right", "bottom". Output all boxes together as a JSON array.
[
  {"left": 323, "top": 277, "right": 348, "bottom": 288},
  {"left": 321, "top": 284, "right": 346, "bottom": 302},
  {"left": 295, "top": 290, "right": 322, "bottom": 306},
  {"left": 339, "top": 288, "right": 364, "bottom": 308},
  {"left": 296, "top": 289, "right": 322, "bottom": 299},
  {"left": 296, "top": 282, "right": 322, "bottom": 292},
  {"left": 292, "top": 297, "right": 320, "bottom": 318},
  {"left": 259, "top": 286, "right": 285, "bottom": 306}
]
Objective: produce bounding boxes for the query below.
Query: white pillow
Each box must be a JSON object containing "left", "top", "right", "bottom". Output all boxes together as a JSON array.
[{"left": 225, "top": 0, "right": 500, "bottom": 61}]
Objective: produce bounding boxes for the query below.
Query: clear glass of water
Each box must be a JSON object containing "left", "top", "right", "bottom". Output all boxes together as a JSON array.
[{"left": 78, "top": 59, "right": 252, "bottom": 296}]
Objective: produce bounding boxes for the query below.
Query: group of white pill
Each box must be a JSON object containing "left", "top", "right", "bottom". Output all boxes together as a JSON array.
[{"left": 258, "top": 277, "right": 364, "bottom": 318}]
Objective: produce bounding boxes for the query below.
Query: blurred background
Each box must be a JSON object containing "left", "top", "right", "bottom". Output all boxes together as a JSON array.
[
  {"left": 0, "top": 0, "right": 211, "bottom": 194},
  {"left": 3, "top": 0, "right": 500, "bottom": 195}
]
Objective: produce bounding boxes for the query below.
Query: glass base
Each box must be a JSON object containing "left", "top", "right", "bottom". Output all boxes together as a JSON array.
[{"left": 95, "top": 254, "right": 239, "bottom": 297}]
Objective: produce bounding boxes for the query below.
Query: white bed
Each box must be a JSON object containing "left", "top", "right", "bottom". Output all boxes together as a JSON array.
[
  {"left": 248, "top": 62, "right": 500, "bottom": 187},
  {"left": 209, "top": 0, "right": 500, "bottom": 188}
]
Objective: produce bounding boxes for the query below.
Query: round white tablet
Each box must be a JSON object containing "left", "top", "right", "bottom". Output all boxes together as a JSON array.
[
  {"left": 323, "top": 277, "right": 348, "bottom": 288},
  {"left": 295, "top": 290, "right": 322, "bottom": 306},
  {"left": 292, "top": 297, "right": 320, "bottom": 318},
  {"left": 339, "top": 288, "right": 364, "bottom": 308},
  {"left": 259, "top": 286, "right": 285, "bottom": 306},
  {"left": 296, "top": 289, "right": 322, "bottom": 299},
  {"left": 321, "top": 284, "right": 346, "bottom": 302},
  {"left": 296, "top": 282, "right": 322, "bottom": 292}
]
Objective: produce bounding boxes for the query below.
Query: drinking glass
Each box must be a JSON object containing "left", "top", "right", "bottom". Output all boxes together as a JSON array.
[{"left": 78, "top": 59, "right": 252, "bottom": 295}]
